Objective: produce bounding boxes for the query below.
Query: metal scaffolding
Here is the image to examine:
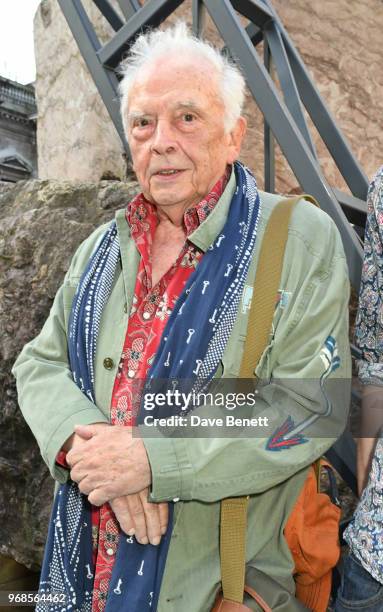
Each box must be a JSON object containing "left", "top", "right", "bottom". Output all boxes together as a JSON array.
[{"left": 59, "top": 0, "right": 364, "bottom": 493}]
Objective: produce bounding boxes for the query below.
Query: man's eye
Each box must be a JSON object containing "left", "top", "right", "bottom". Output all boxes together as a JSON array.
[
  {"left": 183, "top": 113, "right": 195, "bottom": 122},
  {"left": 133, "top": 118, "right": 151, "bottom": 128}
]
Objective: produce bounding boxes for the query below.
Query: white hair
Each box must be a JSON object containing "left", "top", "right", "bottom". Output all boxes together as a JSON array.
[{"left": 119, "top": 21, "right": 246, "bottom": 134}]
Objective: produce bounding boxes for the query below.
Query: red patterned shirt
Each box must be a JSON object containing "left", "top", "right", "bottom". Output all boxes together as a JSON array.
[{"left": 89, "top": 171, "right": 229, "bottom": 610}]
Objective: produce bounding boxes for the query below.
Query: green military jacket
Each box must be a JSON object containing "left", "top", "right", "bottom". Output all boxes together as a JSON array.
[{"left": 13, "top": 169, "right": 351, "bottom": 611}]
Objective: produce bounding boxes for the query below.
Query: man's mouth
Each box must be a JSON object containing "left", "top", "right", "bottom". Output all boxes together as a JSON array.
[{"left": 154, "top": 169, "right": 184, "bottom": 176}]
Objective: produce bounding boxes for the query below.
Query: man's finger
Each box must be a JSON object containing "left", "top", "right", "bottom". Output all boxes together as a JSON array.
[
  {"left": 88, "top": 488, "right": 109, "bottom": 506},
  {"left": 158, "top": 502, "right": 169, "bottom": 535},
  {"left": 127, "top": 494, "right": 148, "bottom": 544},
  {"left": 65, "top": 451, "right": 76, "bottom": 467},
  {"left": 69, "top": 464, "right": 89, "bottom": 484},
  {"left": 74, "top": 468, "right": 110, "bottom": 497},
  {"left": 77, "top": 475, "right": 94, "bottom": 496},
  {"left": 138, "top": 490, "right": 163, "bottom": 546},
  {"left": 66, "top": 447, "right": 86, "bottom": 467},
  {"left": 66, "top": 442, "right": 97, "bottom": 467},
  {"left": 110, "top": 497, "right": 135, "bottom": 535}
]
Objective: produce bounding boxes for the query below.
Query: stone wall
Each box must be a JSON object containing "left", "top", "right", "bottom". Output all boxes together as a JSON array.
[
  {"left": 34, "top": 0, "right": 383, "bottom": 190},
  {"left": 0, "top": 178, "right": 138, "bottom": 567}
]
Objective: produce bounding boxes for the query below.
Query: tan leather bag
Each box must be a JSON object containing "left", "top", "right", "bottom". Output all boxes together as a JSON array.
[{"left": 212, "top": 585, "right": 272, "bottom": 612}]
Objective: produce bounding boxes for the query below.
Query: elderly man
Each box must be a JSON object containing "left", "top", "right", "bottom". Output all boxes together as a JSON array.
[{"left": 13, "top": 22, "right": 350, "bottom": 612}]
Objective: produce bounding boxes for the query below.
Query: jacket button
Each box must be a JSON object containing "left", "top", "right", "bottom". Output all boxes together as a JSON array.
[
  {"left": 124, "top": 303, "right": 128, "bottom": 313},
  {"left": 103, "top": 357, "right": 114, "bottom": 370}
]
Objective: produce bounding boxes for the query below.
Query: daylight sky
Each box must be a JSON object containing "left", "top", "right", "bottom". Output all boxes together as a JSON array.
[{"left": 0, "top": 0, "right": 41, "bottom": 84}]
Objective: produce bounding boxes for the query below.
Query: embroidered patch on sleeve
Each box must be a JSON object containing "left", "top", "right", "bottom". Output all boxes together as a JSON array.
[
  {"left": 266, "top": 336, "right": 340, "bottom": 451},
  {"left": 266, "top": 416, "right": 308, "bottom": 451}
]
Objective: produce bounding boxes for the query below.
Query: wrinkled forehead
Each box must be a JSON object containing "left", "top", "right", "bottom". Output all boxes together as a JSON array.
[
  {"left": 135, "top": 53, "right": 220, "bottom": 86},
  {"left": 128, "top": 54, "right": 223, "bottom": 111}
]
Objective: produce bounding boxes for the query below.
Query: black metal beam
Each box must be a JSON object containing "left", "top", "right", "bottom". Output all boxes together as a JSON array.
[
  {"left": 333, "top": 188, "right": 367, "bottom": 228},
  {"left": 93, "top": 0, "right": 124, "bottom": 31},
  {"left": 246, "top": 22, "right": 263, "bottom": 47},
  {"left": 58, "top": 0, "right": 128, "bottom": 150},
  {"left": 204, "top": 0, "right": 363, "bottom": 289},
  {"left": 116, "top": 0, "right": 141, "bottom": 20},
  {"left": 263, "top": 40, "right": 275, "bottom": 193},
  {"left": 192, "top": 0, "right": 205, "bottom": 37},
  {"left": 98, "top": 0, "right": 185, "bottom": 68},
  {"left": 221, "top": 22, "right": 263, "bottom": 59},
  {"left": 64, "top": 0, "right": 102, "bottom": 50},
  {"left": 230, "top": 0, "right": 273, "bottom": 28},
  {"left": 263, "top": 21, "right": 317, "bottom": 160}
]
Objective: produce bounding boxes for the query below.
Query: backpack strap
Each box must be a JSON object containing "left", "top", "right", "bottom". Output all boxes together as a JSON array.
[
  {"left": 220, "top": 195, "right": 318, "bottom": 604},
  {"left": 239, "top": 194, "right": 318, "bottom": 378}
]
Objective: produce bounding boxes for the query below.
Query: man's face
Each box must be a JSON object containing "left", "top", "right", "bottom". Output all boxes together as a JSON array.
[{"left": 126, "top": 56, "right": 246, "bottom": 212}]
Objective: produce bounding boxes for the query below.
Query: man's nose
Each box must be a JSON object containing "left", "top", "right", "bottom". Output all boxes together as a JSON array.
[{"left": 150, "top": 119, "right": 177, "bottom": 155}]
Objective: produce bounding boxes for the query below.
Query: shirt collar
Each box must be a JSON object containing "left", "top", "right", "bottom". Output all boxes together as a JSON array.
[
  {"left": 187, "top": 165, "right": 236, "bottom": 253},
  {"left": 183, "top": 166, "right": 231, "bottom": 235},
  {"left": 126, "top": 166, "right": 231, "bottom": 238}
]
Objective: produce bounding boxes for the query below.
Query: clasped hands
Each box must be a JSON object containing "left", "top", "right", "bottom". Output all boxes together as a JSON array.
[{"left": 66, "top": 423, "right": 168, "bottom": 545}]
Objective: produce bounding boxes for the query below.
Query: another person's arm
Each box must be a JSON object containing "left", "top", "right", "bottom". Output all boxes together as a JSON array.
[
  {"left": 357, "top": 387, "right": 382, "bottom": 495},
  {"left": 355, "top": 166, "right": 383, "bottom": 494}
]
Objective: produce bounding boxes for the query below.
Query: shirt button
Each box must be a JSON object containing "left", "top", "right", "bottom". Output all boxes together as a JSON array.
[
  {"left": 103, "top": 357, "right": 114, "bottom": 370},
  {"left": 106, "top": 547, "right": 114, "bottom": 556}
]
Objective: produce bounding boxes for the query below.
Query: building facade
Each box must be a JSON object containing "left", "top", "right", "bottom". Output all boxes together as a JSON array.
[{"left": 0, "top": 76, "right": 37, "bottom": 183}]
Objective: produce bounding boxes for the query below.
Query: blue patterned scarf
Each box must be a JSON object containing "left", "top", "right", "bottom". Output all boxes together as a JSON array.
[{"left": 37, "top": 162, "right": 261, "bottom": 611}]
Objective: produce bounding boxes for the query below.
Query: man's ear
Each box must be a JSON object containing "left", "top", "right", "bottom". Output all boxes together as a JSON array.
[{"left": 226, "top": 116, "right": 247, "bottom": 163}]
